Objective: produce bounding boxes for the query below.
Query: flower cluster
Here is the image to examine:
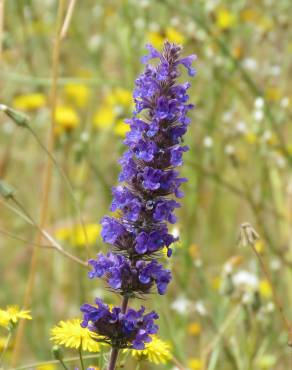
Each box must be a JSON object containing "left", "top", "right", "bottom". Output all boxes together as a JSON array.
[
  {"left": 88, "top": 253, "right": 171, "bottom": 295},
  {"left": 81, "top": 299, "right": 158, "bottom": 349},
  {"left": 81, "top": 41, "right": 195, "bottom": 350}
]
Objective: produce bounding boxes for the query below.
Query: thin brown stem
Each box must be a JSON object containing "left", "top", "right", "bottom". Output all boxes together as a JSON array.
[
  {"left": 11, "top": 1, "right": 66, "bottom": 365},
  {"left": 250, "top": 242, "right": 291, "bottom": 335}
]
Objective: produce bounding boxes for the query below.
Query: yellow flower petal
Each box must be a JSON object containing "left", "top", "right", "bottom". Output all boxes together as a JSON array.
[
  {"left": 125, "top": 336, "right": 172, "bottom": 364},
  {"left": 51, "top": 319, "right": 102, "bottom": 352},
  {"left": 55, "top": 223, "right": 100, "bottom": 247},
  {"left": 64, "top": 84, "right": 91, "bottom": 108},
  {"left": 0, "top": 306, "right": 32, "bottom": 328},
  {"left": 13, "top": 93, "right": 46, "bottom": 111},
  {"left": 94, "top": 106, "right": 115, "bottom": 129},
  {"left": 146, "top": 31, "right": 164, "bottom": 49},
  {"left": 188, "top": 322, "right": 202, "bottom": 336},
  {"left": 188, "top": 358, "right": 204, "bottom": 370},
  {"left": 55, "top": 105, "right": 80, "bottom": 133},
  {"left": 166, "top": 27, "right": 185, "bottom": 45},
  {"left": 114, "top": 119, "right": 130, "bottom": 137},
  {"left": 216, "top": 8, "right": 236, "bottom": 30},
  {"left": 259, "top": 279, "right": 272, "bottom": 298}
]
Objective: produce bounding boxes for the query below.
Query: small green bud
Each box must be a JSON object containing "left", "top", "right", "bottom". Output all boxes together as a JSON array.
[
  {"left": 0, "top": 180, "right": 15, "bottom": 199},
  {"left": 52, "top": 345, "right": 63, "bottom": 360},
  {"left": 0, "top": 104, "right": 29, "bottom": 127}
]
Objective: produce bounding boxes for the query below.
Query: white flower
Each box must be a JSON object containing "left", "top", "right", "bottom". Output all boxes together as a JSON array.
[
  {"left": 243, "top": 58, "right": 258, "bottom": 71},
  {"left": 254, "top": 97, "right": 264, "bottom": 109},
  {"left": 233, "top": 270, "right": 259, "bottom": 289},
  {"left": 203, "top": 136, "right": 213, "bottom": 148},
  {"left": 224, "top": 144, "right": 235, "bottom": 155},
  {"left": 171, "top": 296, "right": 192, "bottom": 314},
  {"left": 254, "top": 110, "right": 264, "bottom": 122},
  {"left": 236, "top": 121, "right": 247, "bottom": 134},
  {"left": 280, "top": 97, "right": 289, "bottom": 108},
  {"left": 194, "top": 301, "right": 207, "bottom": 316}
]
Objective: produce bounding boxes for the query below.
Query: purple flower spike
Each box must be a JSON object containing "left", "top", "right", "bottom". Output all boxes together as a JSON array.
[{"left": 81, "top": 41, "right": 195, "bottom": 352}]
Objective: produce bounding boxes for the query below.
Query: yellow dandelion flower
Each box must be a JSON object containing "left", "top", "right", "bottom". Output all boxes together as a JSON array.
[
  {"left": 54, "top": 105, "right": 80, "bottom": 133},
  {"left": 188, "top": 358, "right": 204, "bottom": 370},
  {"left": 189, "top": 244, "right": 200, "bottom": 259},
  {"left": 254, "top": 240, "right": 265, "bottom": 254},
  {"left": 13, "top": 93, "right": 46, "bottom": 111},
  {"left": 265, "top": 87, "right": 281, "bottom": 102},
  {"left": 147, "top": 31, "right": 164, "bottom": 49},
  {"left": 188, "top": 322, "right": 202, "bottom": 336},
  {"left": 259, "top": 279, "right": 272, "bottom": 298},
  {"left": 240, "top": 8, "right": 258, "bottom": 23},
  {"left": 36, "top": 365, "right": 57, "bottom": 370},
  {"left": 107, "top": 88, "right": 132, "bottom": 107},
  {"left": 114, "top": 119, "right": 130, "bottom": 137},
  {"left": 87, "top": 367, "right": 100, "bottom": 370},
  {"left": 245, "top": 132, "right": 258, "bottom": 145},
  {"left": 55, "top": 223, "right": 100, "bottom": 247},
  {"left": 94, "top": 105, "right": 115, "bottom": 129},
  {"left": 51, "top": 319, "right": 101, "bottom": 352},
  {"left": 0, "top": 306, "right": 32, "bottom": 328},
  {"left": 211, "top": 276, "right": 222, "bottom": 291},
  {"left": 166, "top": 27, "right": 185, "bottom": 45},
  {"left": 126, "top": 336, "right": 172, "bottom": 364},
  {"left": 216, "top": 8, "right": 236, "bottom": 30},
  {"left": 64, "top": 83, "right": 91, "bottom": 108}
]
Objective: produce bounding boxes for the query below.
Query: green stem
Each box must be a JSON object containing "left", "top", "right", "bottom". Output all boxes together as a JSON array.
[
  {"left": 0, "top": 330, "right": 12, "bottom": 366},
  {"left": 59, "top": 359, "right": 69, "bottom": 370},
  {"left": 79, "top": 346, "right": 85, "bottom": 370}
]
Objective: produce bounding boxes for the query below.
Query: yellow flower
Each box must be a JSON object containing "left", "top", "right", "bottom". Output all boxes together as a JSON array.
[
  {"left": 189, "top": 244, "right": 200, "bottom": 259},
  {"left": 245, "top": 132, "right": 258, "bottom": 145},
  {"left": 50, "top": 319, "right": 102, "bottom": 352},
  {"left": 64, "top": 83, "right": 91, "bottom": 108},
  {"left": 13, "top": 93, "right": 46, "bottom": 111},
  {"left": 54, "top": 105, "right": 80, "bottom": 133},
  {"left": 87, "top": 367, "right": 100, "bottom": 370},
  {"left": 94, "top": 105, "right": 115, "bottom": 129},
  {"left": 265, "top": 87, "right": 281, "bottom": 102},
  {"left": 216, "top": 8, "right": 236, "bottom": 30},
  {"left": 55, "top": 223, "right": 100, "bottom": 247},
  {"left": 240, "top": 8, "right": 258, "bottom": 23},
  {"left": 188, "top": 358, "right": 204, "bottom": 370},
  {"left": 114, "top": 119, "right": 130, "bottom": 137},
  {"left": 36, "top": 365, "right": 57, "bottom": 370},
  {"left": 188, "top": 322, "right": 202, "bottom": 336},
  {"left": 106, "top": 88, "right": 132, "bottom": 107},
  {"left": 126, "top": 336, "right": 172, "bottom": 364},
  {"left": 147, "top": 31, "right": 164, "bottom": 49},
  {"left": 254, "top": 240, "right": 265, "bottom": 254},
  {"left": 166, "top": 27, "right": 185, "bottom": 45},
  {"left": 259, "top": 279, "right": 272, "bottom": 298},
  {"left": 0, "top": 306, "right": 32, "bottom": 328},
  {"left": 147, "top": 28, "right": 185, "bottom": 49},
  {"left": 211, "top": 276, "right": 221, "bottom": 291}
]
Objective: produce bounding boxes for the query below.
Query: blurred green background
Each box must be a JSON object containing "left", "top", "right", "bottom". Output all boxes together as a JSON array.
[{"left": 0, "top": 0, "right": 292, "bottom": 369}]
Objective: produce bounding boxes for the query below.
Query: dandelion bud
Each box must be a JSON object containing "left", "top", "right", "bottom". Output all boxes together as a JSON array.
[
  {"left": 0, "top": 180, "right": 15, "bottom": 199},
  {"left": 0, "top": 104, "right": 29, "bottom": 127},
  {"left": 51, "top": 345, "right": 63, "bottom": 361}
]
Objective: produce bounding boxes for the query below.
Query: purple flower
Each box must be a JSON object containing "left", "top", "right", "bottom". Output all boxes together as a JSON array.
[
  {"left": 89, "top": 253, "right": 171, "bottom": 295},
  {"left": 80, "top": 299, "right": 158, "bottom": 349},
  {"left": 80, "top": 41, "right": 195, "bottom": 355},
  {"left": 111, "top": 186, "right": 141, "bottom": 222},
  {"left": 153, "top": 199, "right": 180, "bottom": 223}
]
